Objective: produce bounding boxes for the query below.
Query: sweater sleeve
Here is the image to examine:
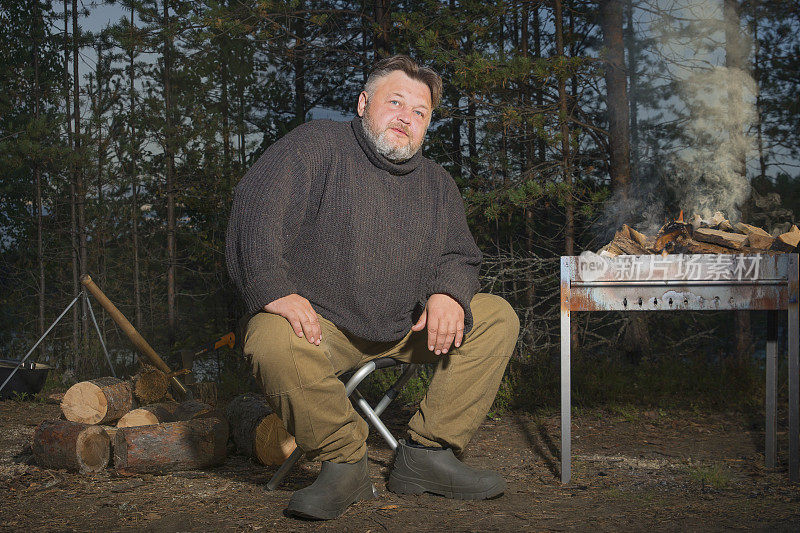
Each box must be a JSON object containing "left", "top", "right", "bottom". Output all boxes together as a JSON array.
[
  {"left": 225, "top": 123, "right": 329, "bottom": 315},
  {"left": 426, "top": 172, "right": 483, "bottom": 333}
]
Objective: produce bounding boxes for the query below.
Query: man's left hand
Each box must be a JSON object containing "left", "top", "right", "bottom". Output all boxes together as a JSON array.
[{"left": 411, "top": 293, "right": 464, "bottom": 355}]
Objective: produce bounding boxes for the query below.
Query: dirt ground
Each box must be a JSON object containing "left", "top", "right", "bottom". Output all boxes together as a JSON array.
[{"left": 1, "top": 400, "right": 799, "bottom": 532}]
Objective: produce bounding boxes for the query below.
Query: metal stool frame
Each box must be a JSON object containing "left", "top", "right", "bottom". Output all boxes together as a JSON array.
[{"left": 266, "top": 357, "right": 418, "bottom": 491}]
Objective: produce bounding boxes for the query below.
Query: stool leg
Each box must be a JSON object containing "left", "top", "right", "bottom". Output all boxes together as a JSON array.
[
  {"left": 352, "top": 389, "right": 399, "bottom": 450},
  {"left": 374, "top": 364, "right": 417, "bottom": 416},
  {"left": 266, "top": 447, "right": 304, "bottom": 491}
]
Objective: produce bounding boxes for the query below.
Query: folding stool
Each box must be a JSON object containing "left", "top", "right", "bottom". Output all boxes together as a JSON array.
[{"left": 266, "top": 357, "right": 419, "bottom": 490}]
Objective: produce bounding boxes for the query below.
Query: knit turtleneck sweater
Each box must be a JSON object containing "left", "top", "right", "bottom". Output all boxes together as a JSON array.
[{"left": 225, "top": 116, "right": 482, "bottom": 342}]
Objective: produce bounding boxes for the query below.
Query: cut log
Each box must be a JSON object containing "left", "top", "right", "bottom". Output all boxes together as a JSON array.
[
  {"left": 627, "top": 226, "right": 649, "bottom": 249},
  {"left": 654, "top": 221, "right": 691, "bottom": 252},
  {"left": 693, "top": 228, "right": 747, "bottom": 250},
  {"left": 32, "top": 420, "right": 110, "bottom": 473},
  {"left": 226, "top": 394, "right": 297, "bottom": 466},
  {"left": 773, "top": 225, "right": 800, "bottom": 251},
  {"left": 188, "top": 382, "right": 217, "bottom": 407},
  {"left": 708, "top": 211, "right": 725, "bottom": 228},
  {"left": 173, "top": 400, "right": 215, "bottom": 420},
  {"left": 117, "top": 400, "right": 215, "bottom": 428},
  {"left": 131, "top": 364, "right": 169, "bottom": 404},
  {"left": 735, "top": 222, "right": 775, "bottom": 249},
  {"left": 611, "top": 236, "right": 646, "bottom": 255},
  {"left": 99, "top": 425, "right": 119, "bottom": 441},
  {"left": 61, "top": 377, "right": 134, "bottom": 425},
  {"left": 117, "top": 402, "right": 181, "bottom": 428},
  {"left": 681, "top": 239, "right": 737, "bottom": 255},
  {"left": 113, "top": 417, "right": 228, "bottom": 473}
]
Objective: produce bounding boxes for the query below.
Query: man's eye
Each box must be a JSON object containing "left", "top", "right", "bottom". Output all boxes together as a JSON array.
[
  {"left": 390, "top": 100, "right": 400, "bottom": 105},
  {"left": 414, "top": 110, "right": 425, "bottom": 117}
]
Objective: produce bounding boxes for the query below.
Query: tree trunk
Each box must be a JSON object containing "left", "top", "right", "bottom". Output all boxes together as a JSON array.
[
  {"left": 374, "top": 0, "right": 391, "bottom": 56},
  {"left": 64, "top": 0, "right": 79, "bottom": 359},
  {"left": 221, "top": 53, "right": 231, "bottom": 175},
  {"left": 163, "top": 0, "right": 177, "bottom": 352},
  {"left": 600, "top": 0, "right": 631, "bottom": 199},
  {"left": 293, "top": 2, "right": 306, "bottom": 125},
  {"left": 468, "top": 98, "right": 477, "bottom": 179},
  {"left": 533, "top": 5, "right": 546, "bottom": 162},
  {"left": 129, "top": 7, "right": 142, "bottom": 333},
  {"left": 554, "top": 0, "right": 573, "bottom": 256},
  {"left": 32, "top": 0, "right": 45, "bottom": 355},
  {"left": 73, "top": 0, "right": 88, "bottom": 345},
  {"left": 625, "top": 0, "right": 640, "bottom": 183}
]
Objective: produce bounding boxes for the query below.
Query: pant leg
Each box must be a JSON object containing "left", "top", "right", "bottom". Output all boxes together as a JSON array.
[
  {"left": 243, "top": 311, "right": 368, "bottom": 463},
  {"left": 376, "top": 293, "right": 519, "bottom": 455}
]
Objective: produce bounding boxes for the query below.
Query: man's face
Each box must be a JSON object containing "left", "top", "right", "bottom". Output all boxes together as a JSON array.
[{"left": 357, "top": 70, "right": 432, "bottom": 162}]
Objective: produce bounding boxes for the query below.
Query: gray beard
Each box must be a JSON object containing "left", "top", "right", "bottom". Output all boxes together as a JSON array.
[{"left": 362, "top": 106, "right": 423, "bottom": 162}]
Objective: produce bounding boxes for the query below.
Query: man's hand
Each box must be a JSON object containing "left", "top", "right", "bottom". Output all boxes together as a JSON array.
[
  {"left": 411, "top": 293, "right": 464, "bottom": 355},
  {"left": 264, "top": 294, "right": 321, "bottom": 345}
]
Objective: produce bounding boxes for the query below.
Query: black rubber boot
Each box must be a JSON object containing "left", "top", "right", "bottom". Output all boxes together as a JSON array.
[
  {"left": 286, "top": 452, "right": 377, "bottom": 520},
  {"left": 387, "top": 440, "right": 505, "bottom": 500}
]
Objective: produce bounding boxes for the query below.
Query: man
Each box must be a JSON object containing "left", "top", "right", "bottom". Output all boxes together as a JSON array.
[{"left": 226, "top": 55, "right": 519, "bottom": 520}]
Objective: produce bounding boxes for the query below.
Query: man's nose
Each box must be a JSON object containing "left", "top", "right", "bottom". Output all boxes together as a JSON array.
[{"left": 396, "top": 109, "right": 411, "bottom": 124}]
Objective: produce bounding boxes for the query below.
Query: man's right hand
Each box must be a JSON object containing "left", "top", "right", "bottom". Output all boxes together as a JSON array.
[{"left": 263, "top": 294, "right": 322, "bottom": 345}]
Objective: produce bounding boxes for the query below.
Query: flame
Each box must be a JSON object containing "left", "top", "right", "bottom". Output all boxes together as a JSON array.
[{"left": 677, "top": 210, "right": 684, "bottom": 223}]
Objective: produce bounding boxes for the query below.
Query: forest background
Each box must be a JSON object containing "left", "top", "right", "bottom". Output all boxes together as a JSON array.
[{"left": 2, "top": 0, "right": 799, "bottom": 411}]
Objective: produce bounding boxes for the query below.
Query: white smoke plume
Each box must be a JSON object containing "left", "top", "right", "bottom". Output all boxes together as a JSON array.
[
  {"left": 598, "top": 0, "right": 758, "bottom": 243},
  {"left": 658, "top": 0, "right": 757, "bottom": 222}
]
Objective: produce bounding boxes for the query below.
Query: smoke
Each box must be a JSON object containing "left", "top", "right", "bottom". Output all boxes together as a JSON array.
[
  {"left": 659, "top": 0, "right": 757, "bottom": 222},
  {"left": 598, "top": 0, "right": 758, "bottom": 241}
]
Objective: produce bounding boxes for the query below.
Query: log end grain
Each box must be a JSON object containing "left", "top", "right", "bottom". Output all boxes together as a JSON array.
[
  {"left": 253, "top": 413, "right": 297, "bottom": 466},
  {"left": 132, "top": 365, "right": 169, "bottom": 405},
  {"left": 33, "top": 420, "right": 110, "bottom": 473},
  {"left": 61, "top": 377, "right": 132, "bottom": 425}
]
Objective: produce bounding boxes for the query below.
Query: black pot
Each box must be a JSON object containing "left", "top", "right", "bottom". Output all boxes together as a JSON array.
[{"left": 0, "top": 360, "right": 52, "bottom": 400}]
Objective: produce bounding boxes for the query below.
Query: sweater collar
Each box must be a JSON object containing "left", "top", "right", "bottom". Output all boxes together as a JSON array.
[{"left": 351, "top": 116, "right": 422, "bottom": 176}]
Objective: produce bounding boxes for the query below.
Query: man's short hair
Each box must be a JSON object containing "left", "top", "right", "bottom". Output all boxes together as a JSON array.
[{"left": 363, "top": 55, "right": 443, "bottom": 109}]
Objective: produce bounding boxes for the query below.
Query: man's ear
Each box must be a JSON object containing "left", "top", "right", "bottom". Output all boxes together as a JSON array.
[{"left": 357, "top": 91, "right": 368, "bottom": 117}]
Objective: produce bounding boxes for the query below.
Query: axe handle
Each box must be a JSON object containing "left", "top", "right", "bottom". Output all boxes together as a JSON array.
[{"left": 80, "top": 274, "right": 190, "bottom": 399}]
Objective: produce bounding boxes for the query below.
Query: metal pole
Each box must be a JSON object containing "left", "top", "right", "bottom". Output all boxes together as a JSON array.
[
  {"left": 766, "top": 310, "right": 778, "bottom": 469},
  {"left": 788, "top": 255, "right": 799, "bottom": 483},
  {"left": 85, "top": 294, "right": 116, "bottom": 378},
  {"left": 561, "top": 256, "right": 572, "bottom": 484},
  {"left": 0, "top": 295, "right": 81, "bottom": 395}
]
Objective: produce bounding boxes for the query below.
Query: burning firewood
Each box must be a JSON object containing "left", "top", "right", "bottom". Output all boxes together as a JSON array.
[
  {"left": 693, "top": 228, "right": 747, "bottom": 250},
  {"left": 598, "top": 212, "right": 796, "bottom": 256}
]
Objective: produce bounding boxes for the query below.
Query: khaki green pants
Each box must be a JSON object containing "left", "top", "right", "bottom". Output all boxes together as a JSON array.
[{"left": 244, "top": 293, "right": 519, "bottom": 464}]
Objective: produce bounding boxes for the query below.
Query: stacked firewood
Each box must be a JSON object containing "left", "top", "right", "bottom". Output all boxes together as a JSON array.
[
  {"left": 32, "top": 367, "right": 296, "bottom": 474},
  {"left": 599, "top": 211, "right": 800, "bottom": 256}
]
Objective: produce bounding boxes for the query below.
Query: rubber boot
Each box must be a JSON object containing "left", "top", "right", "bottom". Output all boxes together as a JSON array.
[
  {"left": 286, "top": 452, "right": 377, "bottom": 520},
  {"left": 387, "top": 440, "right": 505, "bottom": 500}
]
